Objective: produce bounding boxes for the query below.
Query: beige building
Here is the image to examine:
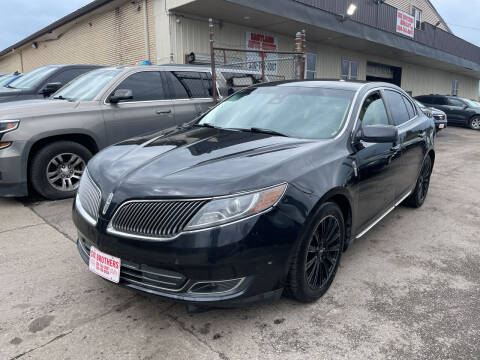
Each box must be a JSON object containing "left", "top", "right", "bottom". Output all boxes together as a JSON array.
[{"left": 0, "top": 0, "right": 479, "bottom": 99}]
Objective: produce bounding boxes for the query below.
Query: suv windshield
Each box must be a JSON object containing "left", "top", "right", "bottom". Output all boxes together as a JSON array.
[
  {"left": 461, "top": 98, "right": 480, "bottom": 107},
  {"left": 52, "top": 68, "right": 122, "bottom": 101},
  {"left": 8, "top": 66, "right": 60, "bottom": 89},
  {"left": 198, "top": 86, "right": 355, "bottom": 139}
]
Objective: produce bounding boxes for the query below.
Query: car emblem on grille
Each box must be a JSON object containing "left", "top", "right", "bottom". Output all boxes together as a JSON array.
[{"left": 102, "top": 192, "right": 114, "bottom": 215}]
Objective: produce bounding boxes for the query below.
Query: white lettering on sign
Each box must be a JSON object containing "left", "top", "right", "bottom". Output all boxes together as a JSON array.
[
  {"left": 396, "top": 10, "right": 415, "bottom": 38},
  {"left": 245, "top": 32, "right": 279, "bottom": 75}
]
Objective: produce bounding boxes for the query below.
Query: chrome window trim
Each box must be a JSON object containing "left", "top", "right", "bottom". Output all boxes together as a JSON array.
[
  {"left": 333, "top": 82, "right": 369, "bottom": 140},
  {"left": 349, "top": 86, "right": 420, "bottom": 141},
  {"left": 106, "top": 183, "right": 288, "bottom": 241}
]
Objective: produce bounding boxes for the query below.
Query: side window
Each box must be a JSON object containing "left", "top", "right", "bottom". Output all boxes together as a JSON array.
[
  {"left": 164, "top": 71, "right": 189, "bottom": 99},
  {"left": 47, "top": 68, "right": 90, "bottom": 85},
  {"left": 434, "top": 97, "right": 448, "bottom": 105},
  {"left": 360, "top": 92, "right": 390, "bottom": 126},
  {"left": 448, "top": 98, "right": 464, "bottom": 107},
  {"left": 114, "top": 71, "right": 166, "bottom": 102},
  {"left": 201, "top": 72, "right": 213, "bottom": 97},
  {"left": 173, "top": 71, "right": 210, "bottom": 98},
  {"left": 383, "top": 90, "right": 410, "bottom": 126},
  {"left": 403, "top": 96, "right": 416, "bottom": 119}
]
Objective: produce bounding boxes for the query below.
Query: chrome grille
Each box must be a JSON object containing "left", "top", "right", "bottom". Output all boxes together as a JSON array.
[
  {"left": 79, "top": 238, "right": 187, "bottom": 292},
  {"left": 434, "top": 114, "right": 446, "bottom": 120},
  {"left": 110, "top": 200, "right": 208, "bottom": 238},
  {"left": 77, "top": 170, "right": 101, "bottom": 223}
]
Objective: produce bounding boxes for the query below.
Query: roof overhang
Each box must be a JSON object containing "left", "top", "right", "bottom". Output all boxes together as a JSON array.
[{"left": 169, "top": 0, "right": 480, "bottom": 79}]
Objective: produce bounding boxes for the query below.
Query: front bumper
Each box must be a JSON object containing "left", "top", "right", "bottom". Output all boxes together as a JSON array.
[
  {"left": 0, "top": 141, "right": 28, "bottom": 197},
  {"left": 73, "top": 198, "right": 302, "bottom": 306}
]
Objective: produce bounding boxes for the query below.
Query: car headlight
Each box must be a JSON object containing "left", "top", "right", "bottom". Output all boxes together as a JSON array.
[
  {"left": 0, "top": 120, "right": 20, "bottom": 134},
  {"left": 185, "top": 183, "right": 287, "bottom": 230}
]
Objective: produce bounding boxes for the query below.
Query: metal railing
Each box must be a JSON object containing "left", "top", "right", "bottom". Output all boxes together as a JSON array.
[{"left": 295, "top": 0, "right": 480, "bottom": 65}]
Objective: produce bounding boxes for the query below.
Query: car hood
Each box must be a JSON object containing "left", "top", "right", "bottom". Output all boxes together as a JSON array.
[
  {"left": 88, "top": 126, "right": 324, "bottom": 202},
  {"left": 0, "top": 87, "right": 23, "bottom": 101},
  {"left": 0, "top": 99, "right": 80, "bottom": 119}
]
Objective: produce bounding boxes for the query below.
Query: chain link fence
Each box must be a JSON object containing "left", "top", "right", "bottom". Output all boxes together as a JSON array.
[{"left": 209, "top": 19, "right": 306, "bottom": 103}]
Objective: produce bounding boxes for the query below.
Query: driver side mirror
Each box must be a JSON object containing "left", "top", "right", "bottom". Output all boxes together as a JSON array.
[
  {"left": 109, "top": 89, "right": 133, "bottom": 104},
  {"left": 40, "top": 82, "right": 63, "bottom": 97},
  {"left": 357, "top": 125, "right": 398, "bottom": 143}
]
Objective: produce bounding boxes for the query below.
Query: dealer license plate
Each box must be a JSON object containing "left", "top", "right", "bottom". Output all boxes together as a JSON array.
[
  {"left": 439, "top": 124, "right": 445, "bottom": 129},
  {"left": 89, "top": 246, "right": 121, "bottom": 283}
]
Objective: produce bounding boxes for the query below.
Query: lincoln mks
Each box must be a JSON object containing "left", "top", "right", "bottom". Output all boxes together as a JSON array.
[{"left": 73, "top": 80, "right": 435, "bottom": 307}]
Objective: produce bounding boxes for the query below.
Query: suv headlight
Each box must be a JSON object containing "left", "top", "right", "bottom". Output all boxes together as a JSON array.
[
  {"left": 0, "top": 120, "right": 20, "bottom": 134},
  {"left": 185, "top": 183, "right": 287, "bottom": 230}
]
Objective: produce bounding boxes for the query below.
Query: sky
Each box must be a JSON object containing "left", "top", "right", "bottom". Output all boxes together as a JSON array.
[
  {"left": 431, "top": 0, "right": 480, "bottom": 46},
  {"left": 0, "top": 0, "right": 479, "bottom": 50}
]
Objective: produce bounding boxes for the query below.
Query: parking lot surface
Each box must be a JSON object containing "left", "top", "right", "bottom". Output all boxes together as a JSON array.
[{"left": 1, "top": 127, "right": 479, "bottom": 360}]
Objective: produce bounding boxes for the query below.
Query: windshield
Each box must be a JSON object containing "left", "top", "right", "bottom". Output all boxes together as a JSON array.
[
  {"left": 8, "top": 66, "right": 60, "bottom": 89},
  {"left": 461, "top": 98, "right": 480, "bottom": 107},
  {"left": 198, "top": 86, "right": 355, "bottom": 139},
  {"left": 414, "top": 99, "right": 425, "bottom": 108},
  {"left": 0, "top": 74, "right": 17, "bottom": 87},
  {"left": 52, "top": 69, "right": 122, "bottom": 101}
]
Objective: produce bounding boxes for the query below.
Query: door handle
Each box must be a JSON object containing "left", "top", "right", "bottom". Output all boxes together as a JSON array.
[{"left": 156, "top": 109, "right": 172, "bottom": 115}]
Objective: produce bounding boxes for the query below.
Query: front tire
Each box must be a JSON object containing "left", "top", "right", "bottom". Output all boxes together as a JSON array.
[
  {"left": 286, "top": 202, "right": 345, "bottom": 302},
  {"left": 469, "top": 116, "right": 480, "bottom": 130},
  {"left": 29, "top": 141, "right": 92, "bottom": 200},
  {"left": 404, "top": 156, "right": 432, "bottom": 208}
]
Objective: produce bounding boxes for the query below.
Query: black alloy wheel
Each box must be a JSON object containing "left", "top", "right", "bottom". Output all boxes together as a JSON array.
[
  {"left": 286, "top": 202, "right": 345, "bottom": 302},
  {"left": 305, "top": 215, "right": 341, "bottom": 290},
  {"left": 404, "top": 156, "right": 432, "bottom": 208}
]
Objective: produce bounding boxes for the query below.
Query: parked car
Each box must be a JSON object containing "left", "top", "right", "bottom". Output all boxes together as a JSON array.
[
  {"left": 0, "top": 65, "right": 221, "bottom": 199},
  {"left": 0, "top": 64, "right": 102, "bottom": 103},
  {"left": 415, "top": 94, "right": 480, "bottom": 130},
  {"left": 0, "top": 72, "right": 22, "bottom": 87},
  {"left": 413, "top": 99, "right": 447, "bottom": 131},
  {"left": 73, "top": 81, "right": 435, "bottom": 308}
]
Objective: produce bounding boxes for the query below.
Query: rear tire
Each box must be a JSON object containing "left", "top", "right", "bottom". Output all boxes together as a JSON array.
[
  {"left": 29, "top": 141, "right": 92, "bottom": 200},
  {"left": 286, "top": 202, "right": 345, "bottom": 303},
  {"left": 404, "top": 156, "right": 432, "bottom": 208},
  {"left": 469, "top": 116, "right": 480, "bottom": 130}
]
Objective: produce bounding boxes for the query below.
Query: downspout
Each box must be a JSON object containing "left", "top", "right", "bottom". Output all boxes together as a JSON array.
[{"left": 143, "top": 0, "right": 151, "bottom": 61}]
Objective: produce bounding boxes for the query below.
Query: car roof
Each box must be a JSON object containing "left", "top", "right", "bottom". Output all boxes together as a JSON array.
[{"left": 253, "top": 79, "right": 401, "bottom": 91}]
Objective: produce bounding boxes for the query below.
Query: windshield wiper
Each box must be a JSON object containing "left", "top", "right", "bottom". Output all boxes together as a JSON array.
[
  {"left": 52, "top": 95, "right": 72, "bottom": 101},
  {"left": 6, "top": 85, "right": 15, "bottom": 89},
  {"left": 194, "top": 122, "right": 219, "bottom": 129},
  {"left": 247, "top": 127, "right": 289, "bottom": 137}
]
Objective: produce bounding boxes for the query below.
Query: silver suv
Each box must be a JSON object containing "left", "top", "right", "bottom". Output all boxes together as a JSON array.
[{"left": 0, "top": 65, "right": 218, "bottom": 199}]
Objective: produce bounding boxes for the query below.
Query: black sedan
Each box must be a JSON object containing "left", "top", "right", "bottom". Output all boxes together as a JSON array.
[{"left": 73, "top": 81, "right": 435, "bottom": 307}]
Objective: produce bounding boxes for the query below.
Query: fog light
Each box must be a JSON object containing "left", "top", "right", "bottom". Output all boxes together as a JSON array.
[
  {"left": 0, "top": 142, "right": 11, "bottom": 149},
  {"left": 188, "top": 278, "right": 245, "bottom": 294}
]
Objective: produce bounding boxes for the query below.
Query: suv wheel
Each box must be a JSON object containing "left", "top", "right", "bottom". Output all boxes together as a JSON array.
[
  {"left": 30, "top": 141, "right": 92, "bottom": 200},
  {"left": 469, "top": 116, "right": 480, "bottom": 130},
  {"left": 286, "top": 202, "right": 345, "bottom": 302}
]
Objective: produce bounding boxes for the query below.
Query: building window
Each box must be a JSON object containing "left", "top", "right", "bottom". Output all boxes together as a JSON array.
[
  {"left": 412, "top": 7, "right": 422, "bottom": 30},
  {"left": 452, "top": 80, "right": 459, "bottom": 96},
  {"left": 341, "top": 60, "right": 358, "bottom": 80},
  {"left": 305, "top": 53, "right": 317, "bottom": 79}
]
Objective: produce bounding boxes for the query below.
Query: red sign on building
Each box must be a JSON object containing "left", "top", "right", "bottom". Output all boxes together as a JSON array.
[{"left": 396, "top": 10, "right": 415, "bottom": 38}]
